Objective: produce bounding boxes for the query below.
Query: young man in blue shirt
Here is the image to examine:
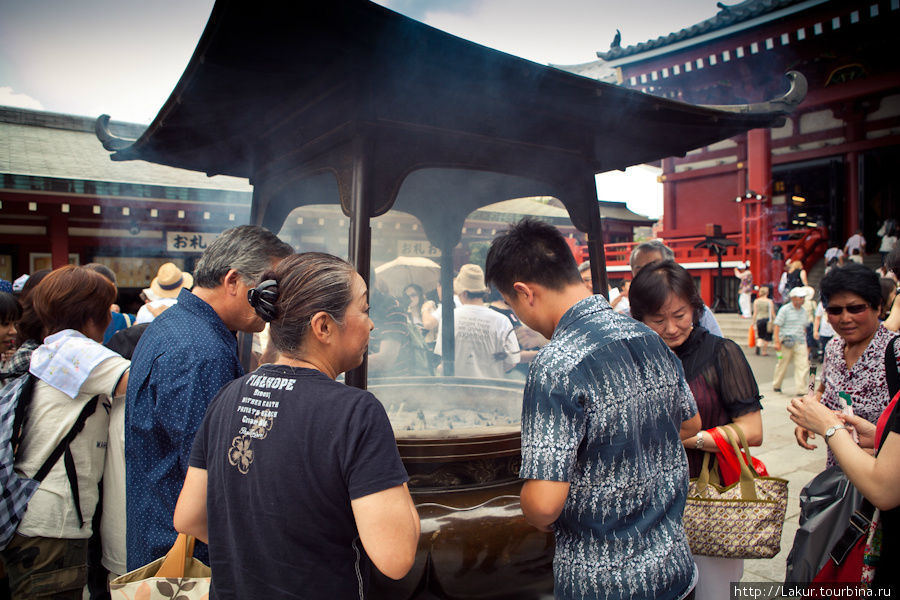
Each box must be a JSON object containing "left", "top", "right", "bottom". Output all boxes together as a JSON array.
[{"left": 485, "top": 218, "right": 700, "bottom": 600}]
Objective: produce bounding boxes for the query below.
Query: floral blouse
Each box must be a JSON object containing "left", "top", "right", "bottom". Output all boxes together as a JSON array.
[{"left": 821, "top": 324, "right": 898, "bottom": 466}]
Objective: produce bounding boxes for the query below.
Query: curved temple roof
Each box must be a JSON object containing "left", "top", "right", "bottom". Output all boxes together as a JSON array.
[
  {"left": 96, "top": 0, "right": 805, "bottom": 223},
  {"left": 95, "top": 0, "right": 805, "bottom": 384}
]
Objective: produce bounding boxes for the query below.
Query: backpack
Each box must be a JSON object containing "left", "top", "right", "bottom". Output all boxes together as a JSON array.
[{"left": 0, "top": 372, "right": 99, "bottom": 549}]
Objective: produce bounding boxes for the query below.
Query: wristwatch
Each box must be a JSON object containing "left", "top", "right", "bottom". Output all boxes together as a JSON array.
[
  {"left": 695, "top": 431, "right": 705, "bottom": 450},
  {"left": 824, "top": 424, "right": 847, "bottom": 442}
]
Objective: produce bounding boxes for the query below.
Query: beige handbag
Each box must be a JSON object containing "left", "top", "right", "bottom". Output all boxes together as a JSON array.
[
  {"left": 110, "top": 534, "right": 211, "bottom": 599},
  {"left": 684, "top": 425, "right": 788, "bottom": 558}
]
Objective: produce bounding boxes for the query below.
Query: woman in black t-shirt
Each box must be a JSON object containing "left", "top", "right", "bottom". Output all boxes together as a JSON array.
[{"left": 174, "top": 253, "right": 420, "bottom": 599}]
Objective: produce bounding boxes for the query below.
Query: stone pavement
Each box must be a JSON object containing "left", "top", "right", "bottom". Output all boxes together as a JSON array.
[{"left": 737, "top": 343, "right": 826, "bottom": 585}]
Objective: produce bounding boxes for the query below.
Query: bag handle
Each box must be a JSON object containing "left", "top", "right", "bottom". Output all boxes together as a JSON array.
[
  {"left": 707, "top": 427, "right": 742, "bottom": 481},
  {"left": 725, "top": 423, "right": 756, "bottom": 468},
  {"left": 719, "top": 425, "right": 758, "bottom": 500},
  {"left": 696, "top": 452, "right": 712, "bottom": 495},
  {"left": 155, "top": 534, "right": 196, "bottom": 578}
]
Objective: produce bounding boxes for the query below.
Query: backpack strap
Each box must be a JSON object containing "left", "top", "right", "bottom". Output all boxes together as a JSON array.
[
  {"left": 10, "top": 373, "right": 37, "bottom": 452},
  {"left": 31, "top": 394, "right": 100, "bottom": 528},
  {"left": 886, "top": 337, "right": 900, "bottom": 402}
]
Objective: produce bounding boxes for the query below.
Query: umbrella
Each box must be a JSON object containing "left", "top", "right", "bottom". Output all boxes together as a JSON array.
[{"left": 374, "top": 256, "right": 441, "bottom": 297}]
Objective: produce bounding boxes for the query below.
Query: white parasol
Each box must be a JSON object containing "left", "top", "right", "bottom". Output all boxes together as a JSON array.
[{"left": 374, "top": 256, "right": 441, "bottom": 297}]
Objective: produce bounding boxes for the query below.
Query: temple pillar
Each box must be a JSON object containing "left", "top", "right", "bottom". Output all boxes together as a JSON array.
[
  {"left": 49, "top": 213, "right": 69, "bottom": 269},
  {"left": 845, "top": 151, "right": 860, "bottom": 235},
  {"left": 746, "top": 128, "right": 773, "bottom": 286},
  {"left": 661, "top": 158, "right": 676, "bottom": 234}
]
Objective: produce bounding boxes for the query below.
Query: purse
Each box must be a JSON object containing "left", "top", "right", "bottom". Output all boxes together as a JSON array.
[
  {"left": 684, "top": 425, "right": 788, "bottom": 559},
  {"left": 110, "top": 534, "right": 211, "bottom": 599},
  {"left": 784, "top": 465, "right": 864, "bottom": 584}
]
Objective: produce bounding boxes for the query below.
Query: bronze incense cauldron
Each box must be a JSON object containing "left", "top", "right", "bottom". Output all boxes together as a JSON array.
[{"left": 367, "top": 377, "right": 554, "bottom": 599}]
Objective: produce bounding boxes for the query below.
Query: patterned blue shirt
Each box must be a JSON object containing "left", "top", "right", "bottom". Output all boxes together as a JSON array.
[
  {"left": 520, "top": 295, "right": 698, "bottom": 600},
  {"left": 125, "top": 288, "right": 243, "bottom": 569}
]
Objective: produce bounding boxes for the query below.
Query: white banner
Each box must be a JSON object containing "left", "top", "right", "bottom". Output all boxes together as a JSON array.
[
  {"left": 166, "top": 231, "right": 220, "bottom": 253},
  {"left": 397, "top": 239, "right": 441, "bottom": 258}
]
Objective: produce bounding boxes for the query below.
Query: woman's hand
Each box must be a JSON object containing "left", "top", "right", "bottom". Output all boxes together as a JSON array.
[
  {"left": 793, "top": 425, "right": 817, "bottom": 450},
  {"left": 841, "top": 413, "right": 877, "bottom": 449},
  {"left": 787, "top": 394, "right": 843, "bottom": 437}
]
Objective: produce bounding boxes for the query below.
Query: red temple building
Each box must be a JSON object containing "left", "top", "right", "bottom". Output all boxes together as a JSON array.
[{"left": 588, "top": 0, "right": 899, "bottom": 301}]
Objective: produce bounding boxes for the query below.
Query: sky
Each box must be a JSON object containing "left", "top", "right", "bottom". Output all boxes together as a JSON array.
[{"left": 0, "top": 0, "right": 718, "bottom": 219}]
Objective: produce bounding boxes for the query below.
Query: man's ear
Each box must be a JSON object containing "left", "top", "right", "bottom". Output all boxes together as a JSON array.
[
  {"left": 222, "top": 269, "right": 242, "bottom": 296},
  {"left": 512, "top": 282, "right": 535, "bottom": 305}
]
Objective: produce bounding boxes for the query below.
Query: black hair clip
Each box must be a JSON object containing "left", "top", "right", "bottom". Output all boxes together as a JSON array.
[{"left": 247, "top": 279, "right": 279, "bottom": 322}]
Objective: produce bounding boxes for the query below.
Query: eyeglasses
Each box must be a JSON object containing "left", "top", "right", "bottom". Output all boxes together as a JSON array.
[{"left": 824, "top": 303, "right": 870, "bottom": 316}]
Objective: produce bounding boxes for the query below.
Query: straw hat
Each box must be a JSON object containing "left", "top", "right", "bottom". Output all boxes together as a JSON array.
[
  {"left": 149, "top": 262, "right": 194, "bottom": 299},
  {"left": 453, "top": 264, "right": 489, "bottom": 295}
]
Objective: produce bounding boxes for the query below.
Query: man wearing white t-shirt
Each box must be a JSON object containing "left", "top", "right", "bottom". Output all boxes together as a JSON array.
[
  {"left": 844, "top": 229, "right": 866, "bottom": 258},
  {"left": 435, "top": 264, "right": 520, "bottom": 379}
]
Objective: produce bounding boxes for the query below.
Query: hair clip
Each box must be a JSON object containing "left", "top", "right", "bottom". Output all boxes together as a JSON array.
[{"left": 248, "top": 279, "right": 278, "bottom": 322}]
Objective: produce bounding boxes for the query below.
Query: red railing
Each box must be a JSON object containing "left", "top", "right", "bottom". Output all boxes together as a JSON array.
[
  {"left": 588, "top": 227, "right": 827, "bottom": 276},
  {"left": 602, "top": 234, "right": 744, "bottom": 267}
]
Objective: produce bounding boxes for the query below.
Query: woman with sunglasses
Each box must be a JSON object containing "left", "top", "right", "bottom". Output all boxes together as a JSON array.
[{"left": 794, "top": 263, "right": 898, "bottom": 467}]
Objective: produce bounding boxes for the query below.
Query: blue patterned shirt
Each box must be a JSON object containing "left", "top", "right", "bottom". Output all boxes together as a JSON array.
[
  {"left": 520, "top": 295, "right": 698, "bottom": 600},
  {"left": 125, "top": 288, "right": 243, "bottom": 569}
]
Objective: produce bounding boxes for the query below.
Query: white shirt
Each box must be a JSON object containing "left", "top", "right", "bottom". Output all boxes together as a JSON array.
[
  {"left": 815, "top": 303, "right": 835, "bottom": 337},
  {"left": 17, "top": 355, "right": 130, "bottom": 539},
  {"left": 134, "top": 298, "right": 178, "bottom": 324},
  {"left": 435, "top": 304, "right": 520, "bottom": 379},
  {"left": 844, "top": 233, "right": 866, "bottom": 254},
  {"left": 101, "top": 396, "right": 127, "bottom": 574}
]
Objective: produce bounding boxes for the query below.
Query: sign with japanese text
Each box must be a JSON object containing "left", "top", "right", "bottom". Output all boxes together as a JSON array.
[
  {"left": 166, "top": 231, "right": 220, "bottom": 253},
  {"left": 397, "top": 239, "right": 441, "bottom": 258}
]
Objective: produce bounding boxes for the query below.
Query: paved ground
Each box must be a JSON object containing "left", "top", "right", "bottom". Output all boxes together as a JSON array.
[{"left": 737, "top": 342, "right": 827, "bottom": 585}]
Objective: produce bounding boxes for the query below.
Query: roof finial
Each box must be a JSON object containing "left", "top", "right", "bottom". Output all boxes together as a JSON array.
[{"left": 610, "top": 29, "right": 621, "bottom": 49}]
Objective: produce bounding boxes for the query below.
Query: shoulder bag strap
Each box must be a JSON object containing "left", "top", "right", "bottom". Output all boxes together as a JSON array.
[
  {"left": 11, "top": 373, "right": 37, "bottom": 452},
  {"left": 32, "top": 394, "right": 100, "bottom": 528},
  {"left": 886, "top": 337, "right": 899, "bottom": 402}
]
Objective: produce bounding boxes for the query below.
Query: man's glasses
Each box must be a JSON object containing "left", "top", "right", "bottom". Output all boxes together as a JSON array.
[{"left": 824, "top": 303, "right": 869, "bottom": 316}]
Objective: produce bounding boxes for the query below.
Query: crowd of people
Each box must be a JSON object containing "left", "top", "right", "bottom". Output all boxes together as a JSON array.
[{"left": 0, "top": 220, "right": 897, "bottom": 598}]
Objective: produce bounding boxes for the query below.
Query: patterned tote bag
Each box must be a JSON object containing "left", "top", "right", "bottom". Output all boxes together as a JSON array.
[
  {"left": 110, "top": 534, "right": 211, "bottom": 599},
  {"left": 684, "top": 425, "right": 788, "bottom": 558}
]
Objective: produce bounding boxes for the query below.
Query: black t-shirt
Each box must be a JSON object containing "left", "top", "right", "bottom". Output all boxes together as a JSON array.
[
  {"left": 190, "top": 364, "right": 409, "bottom": 599},
  {"left": 875, "top": 338, "right": 899, "bottom": 591}
]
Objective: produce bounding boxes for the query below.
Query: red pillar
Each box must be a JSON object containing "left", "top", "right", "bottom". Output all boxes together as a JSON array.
[
  {"left": 661, "top": 158, "right": 676, "bottom": 235},
  {"left": 747, "top": 128, "right": 773, "bottom": 286},
  {"left": 846, "top": 151, "right": 860, "bottom": 235},
  {"left": 49, "top": 213, "right": 69, "bottom": 269},
  {"left": 841, "top": 109, "right": 865, "bottom": 243}
]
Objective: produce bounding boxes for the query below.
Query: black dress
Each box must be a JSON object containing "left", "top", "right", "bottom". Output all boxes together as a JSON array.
[{"left": 674, "top": 327, "right": 763, "bottom": 477}]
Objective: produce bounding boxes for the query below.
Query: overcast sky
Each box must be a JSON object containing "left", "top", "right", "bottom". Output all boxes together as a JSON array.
[{"left": 0, "top": 0, "right": 719, "bottom": 218}]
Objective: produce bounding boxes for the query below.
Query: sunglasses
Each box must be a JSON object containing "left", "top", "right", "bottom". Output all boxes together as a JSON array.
[{"left": 824, "top": 303, "right": 870, "bottom": 316}]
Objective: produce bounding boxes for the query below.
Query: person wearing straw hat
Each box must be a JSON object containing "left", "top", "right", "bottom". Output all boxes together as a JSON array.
[
  {"left": 134, "top": 262, "right": 194, "bottom": 325},
  {"left": 434, "top": 264, "right": 520, "bottom": 379},
  {"left": 772, "top": 286, "right": 813, "bottom": 394}
]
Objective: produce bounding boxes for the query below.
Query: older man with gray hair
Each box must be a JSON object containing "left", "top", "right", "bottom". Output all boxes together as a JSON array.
[
  {"left": 628, "top": 240, "right": 724, "bottom": 336},
  {"left": 121, "top": 225, "right": 292, "bottom": 572}
]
